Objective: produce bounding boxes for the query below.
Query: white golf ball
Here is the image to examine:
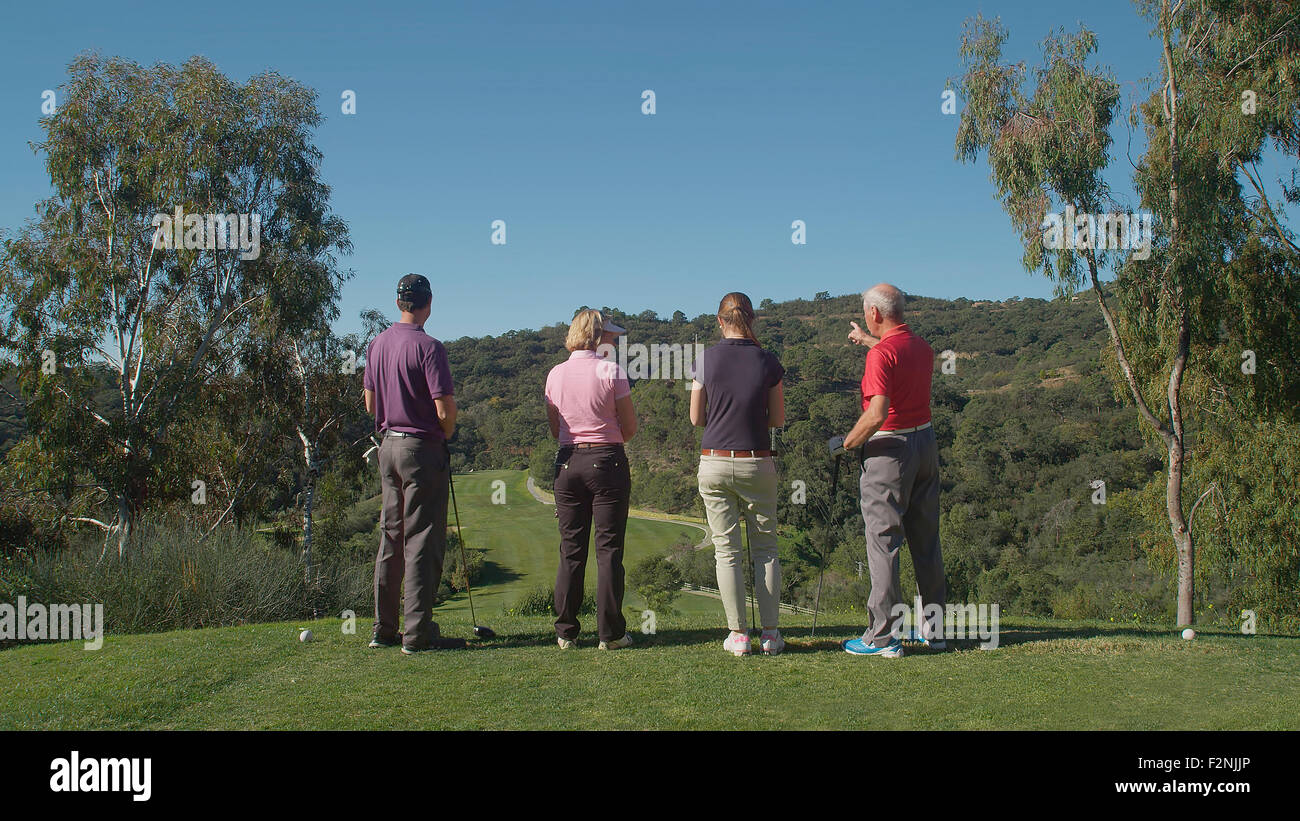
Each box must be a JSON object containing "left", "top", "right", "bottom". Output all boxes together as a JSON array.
[
  {"left": 299, "top": 629, "right": 314, "bottom": 643},
  {"left": 1181, "top": 628, "right": 1195, "bottom": 640}
]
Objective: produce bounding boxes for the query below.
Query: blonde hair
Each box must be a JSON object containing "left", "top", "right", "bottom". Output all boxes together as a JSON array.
[
  {"left": 718, "top": 292, "right": 758, "bottom": 342},
  {"left": 566, "top": 308, "right": 604, "bottom": 352}
]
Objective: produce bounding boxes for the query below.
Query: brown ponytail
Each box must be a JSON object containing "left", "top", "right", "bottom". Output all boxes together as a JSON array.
[{"left": 718, "top": 292, "right": 758, "bottom": 343}]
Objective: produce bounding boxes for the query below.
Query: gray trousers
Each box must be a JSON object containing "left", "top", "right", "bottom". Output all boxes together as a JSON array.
[
  {"left": 859, "top": 425, "right": 946, "bottom": 647},
  {"left": 375, "top": 435, "right": 449, "bottom": 650}
]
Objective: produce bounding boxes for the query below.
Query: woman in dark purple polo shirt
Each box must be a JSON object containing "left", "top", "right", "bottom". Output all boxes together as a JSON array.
[{"left": 690, "top": 292, "right": 786, "bottom": 656}]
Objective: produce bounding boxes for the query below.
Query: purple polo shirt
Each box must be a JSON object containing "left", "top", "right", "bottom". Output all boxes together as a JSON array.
[
  {"left": 363, "top": 322, "right": 454, "bottom": 439},
  {"left": 694, "top": 338, "right": 784, "bottom": 451}
]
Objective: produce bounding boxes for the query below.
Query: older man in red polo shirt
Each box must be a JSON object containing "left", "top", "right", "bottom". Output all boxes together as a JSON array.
[{"left": 837, "top": 283, "right": 946, "bottom": 658}]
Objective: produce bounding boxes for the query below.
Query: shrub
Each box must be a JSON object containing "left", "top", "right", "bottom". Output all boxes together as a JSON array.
[
  {"left": 442, "top": 532, "right": 485, "bottom": 593},
  {"left": 503, "top": 584, "right": 594, "bottom": 617},
  {"left": 628, "top": 554, "right": 683, "bottom": 614},
  {"left": 0, "top": 517, "right": 370, "bottom": 642},
  {"left": 671, "top": 542, "right": 716, "bottom": 589}
]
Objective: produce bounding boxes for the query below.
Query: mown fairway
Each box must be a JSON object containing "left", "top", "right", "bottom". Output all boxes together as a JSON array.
[{"left": 435, "top": 469, "right": 718, "bottom": 617}]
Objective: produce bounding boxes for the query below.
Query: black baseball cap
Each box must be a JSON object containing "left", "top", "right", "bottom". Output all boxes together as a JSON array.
[{"left": 397, "top": 273, "right": 432, "bottom": 300}]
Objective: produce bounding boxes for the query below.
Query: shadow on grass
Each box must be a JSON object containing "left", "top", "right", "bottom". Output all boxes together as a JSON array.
[
  {"left": 439, "top": 621, "right": 1300, "bottom": 654},
  {"left": 977, "top": 623, "right": 1300, "bottom": 646},
  {"left": 475, "top": 559, "right": 524, "bottom": 588}
]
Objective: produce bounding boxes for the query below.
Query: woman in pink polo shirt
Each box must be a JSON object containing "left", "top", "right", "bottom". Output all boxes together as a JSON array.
[{"left": 544, "top": 309, "right": 639, "bottom": 651}]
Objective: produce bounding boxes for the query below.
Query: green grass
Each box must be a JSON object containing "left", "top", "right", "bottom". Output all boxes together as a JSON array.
[
  {"left": 4, "top": 468, "right": 1296, "bottom": 730},
  {"left": 2, "top": 612, "right": 1297, "bottom": 729},
  {"left": 440, "top": 469, "right": 717, "bottom": 616}
]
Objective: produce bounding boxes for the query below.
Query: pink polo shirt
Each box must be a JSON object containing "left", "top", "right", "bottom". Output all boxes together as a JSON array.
[{"left": 545, "top": 350, "right": 632, "bottom": 445}]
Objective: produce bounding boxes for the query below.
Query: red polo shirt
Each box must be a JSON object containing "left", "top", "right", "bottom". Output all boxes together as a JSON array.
[{"left": 861, "top": 323, "right": 934, "bottom": 430}]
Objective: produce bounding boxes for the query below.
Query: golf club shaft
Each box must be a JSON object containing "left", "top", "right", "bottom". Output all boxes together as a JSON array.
[
  {"left": 447, "top": 471, "right": 478, "bottom": 626},
  {"left": 812, "top": 453, "right": 842, "bottom": 637},
  {"left": 745, "top": 519, "right": 757, "bottom": 633}
]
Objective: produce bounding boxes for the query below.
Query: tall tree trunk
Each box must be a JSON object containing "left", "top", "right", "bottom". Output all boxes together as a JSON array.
[
  {"left": 1169, "top": 458, "right": 1194, "bottom": 625},
  {"left": 112, "top": 491, "right": 131, "bottom": 558},
  {"left": 109, "top": 436, "right": 139, "bottom": 559},
  {"left": 297, "top": 424, "right": 318, "bottom": 586},
  {"left": 301, "top": 471, "right": 315, "bottom": 584},
  {"left": 1162, "top": 0, "right": 1193, "bottom": 625}
]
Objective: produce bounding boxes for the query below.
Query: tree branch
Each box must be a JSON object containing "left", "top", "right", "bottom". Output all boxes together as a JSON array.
[{"left": 1085, "top": 252, "right": 1172, "bottom": 442}]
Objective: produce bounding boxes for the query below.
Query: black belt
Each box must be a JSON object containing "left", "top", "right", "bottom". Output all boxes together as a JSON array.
[
  {"left": 560, "top": 442, "right": 623, "bottom": 449},
  {"left": 383, "top": 430, "right": 427, "bottom": 439}
]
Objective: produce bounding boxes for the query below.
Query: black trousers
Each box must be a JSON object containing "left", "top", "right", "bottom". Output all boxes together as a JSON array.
[{"left": 552, "top": 444, "right": 631, "bottom": 642}]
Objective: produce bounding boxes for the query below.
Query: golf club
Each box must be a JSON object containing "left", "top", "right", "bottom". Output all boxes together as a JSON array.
[
  {"left": 744, "top": 502, "right": 758, "bottom": 636},
  {"left": 814, "top": 436, "right": 848, "bottom": 637},
  {"left": 447, "top": 469, "right": 496, "bottom": 640}
]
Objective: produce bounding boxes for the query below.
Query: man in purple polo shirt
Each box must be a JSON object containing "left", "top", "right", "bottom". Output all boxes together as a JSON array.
[{"left": 362, "top": 274, "right": 459, "bottom": 653}]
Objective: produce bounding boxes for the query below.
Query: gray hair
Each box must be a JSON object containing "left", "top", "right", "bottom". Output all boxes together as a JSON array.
[{"left": 862, "top": 285, "right": 905, "bottom": 321}]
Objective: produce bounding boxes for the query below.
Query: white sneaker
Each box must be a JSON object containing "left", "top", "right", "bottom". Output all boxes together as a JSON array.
[
  {"left": 557, "top": 637, "right": 577, "bottom": 650},
  {"left": 760, "top": 630, "right": 784, "bottom": 656},
  {"left": 598, "top": 633, "right": 633, "bottom": 651},
  {"left": 724, "top": 631, "right": 752, "bottom": 656}
]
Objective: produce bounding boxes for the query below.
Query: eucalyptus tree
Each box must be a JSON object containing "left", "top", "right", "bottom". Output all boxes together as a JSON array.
[
  {"left": 266, "top": 316, "right": 383, "bottom": 581},
  {"left": 0, "top": 54, "right": 352, "bottom": 555},
  {"left": 953, "top": 2, "right": 1299, "bottom": 625},
  {"left": 1124, "top": 0, "right": 1300, "bottom": 625}
]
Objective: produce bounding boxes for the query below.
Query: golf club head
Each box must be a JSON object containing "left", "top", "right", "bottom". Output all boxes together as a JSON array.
[
  {"left": 827, "top": 434, "right": 846, "bottom": 459},
  {"left": 473, "top": 625, "right": 496, "bottom": 639}
]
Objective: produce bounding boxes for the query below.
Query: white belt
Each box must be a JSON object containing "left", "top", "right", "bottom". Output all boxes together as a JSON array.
[{"left": 870, "top": 421, "right": 931, "bottom": 438}]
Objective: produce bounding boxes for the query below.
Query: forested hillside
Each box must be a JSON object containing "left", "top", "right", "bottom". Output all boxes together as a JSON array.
[
  {"left": 4, "top": 290, "right": 1294, "bottom": 628},
  {"left": 437, "top": 290, "right": 1191, "bottom": 620}
]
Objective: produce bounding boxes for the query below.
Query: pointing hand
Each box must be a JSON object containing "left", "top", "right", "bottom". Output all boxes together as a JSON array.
[{"left": 849, "top": 321, "right": 880, "bottom": 347}]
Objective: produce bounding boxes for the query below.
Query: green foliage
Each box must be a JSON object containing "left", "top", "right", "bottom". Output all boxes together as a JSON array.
[
  {"left": 0, "top": 53, "right": 352, "bottom": 552},
  {"left": 503, "top": 584, "right": 594, "bottom": 617},
  {"left": 443, "top": 532, "right": 486, "bottom": 594},
  {"left": 952, "top": 5, "right": 1300, "bottom": 624},
  {"left": 528, "top": 440, "right": 555, "bottom": 491},
  {"left": 671, "top": 542, "right": 716, "bottom": 589},
  {"left": 0, "top": 517, "right": 370, "bottom": 643},
  {"left": 628, "top": 553, "right": 683, "bottom": 615},
  {"left": 1116, "top": 417, "right": 1300, "bottom": 632}
]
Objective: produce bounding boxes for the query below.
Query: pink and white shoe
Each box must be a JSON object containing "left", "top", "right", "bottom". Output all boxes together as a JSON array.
[
  {"left": 760, "top": 630, "right": 785, "bottom": 656},
  {"left": 723, "top": 631, "right": 752, "bottom": 656}
]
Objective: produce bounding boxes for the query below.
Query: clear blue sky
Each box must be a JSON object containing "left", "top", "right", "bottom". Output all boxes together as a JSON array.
[{"left": 0, "top": 0, "right": 1279, "bottom": 340}]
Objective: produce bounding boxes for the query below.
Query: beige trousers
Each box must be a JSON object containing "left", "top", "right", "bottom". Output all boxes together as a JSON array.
[{"left": 697, "top": 455, "right": 781, "bottom": 632}]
